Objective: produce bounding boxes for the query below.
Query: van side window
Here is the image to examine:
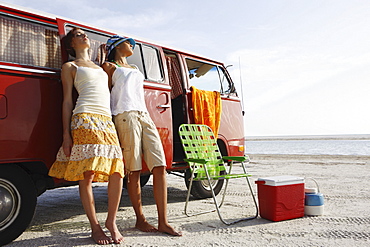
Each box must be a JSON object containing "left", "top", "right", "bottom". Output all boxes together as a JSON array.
[
  {"left": 65, "top": 26, "right": 109, "bottom": 65},
  {"left": 126, "top": 44, "right": 144, "bottom": 73},
  {"left": 186, "top": 59, "right": 231, "bottom": 93},
  {"left": 142, "top": 45, "right": 162, "bottom": 82},
  {"left": 127, "top": 44, "right": 163, "bottom": 83},
  {"left": 0, "top": 15, "right": 62, "bottom": 69}
]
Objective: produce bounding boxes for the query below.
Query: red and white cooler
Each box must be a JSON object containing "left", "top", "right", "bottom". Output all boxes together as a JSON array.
[{"left": 255, "top": 175, "right": 305, "bottom": 221}]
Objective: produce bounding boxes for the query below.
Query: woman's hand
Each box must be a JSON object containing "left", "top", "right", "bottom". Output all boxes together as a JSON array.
[{"left": 62, "top": 134, "right": 73, "bottom": 157}]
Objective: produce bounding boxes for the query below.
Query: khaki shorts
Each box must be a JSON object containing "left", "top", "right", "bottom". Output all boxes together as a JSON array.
[{"left": 113, "top": 111, "right": 166, "bottom": 172}]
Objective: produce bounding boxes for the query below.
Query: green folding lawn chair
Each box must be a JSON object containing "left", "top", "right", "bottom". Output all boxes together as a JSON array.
[{"left": 178, "top": 124, "right": 258, "bottom": 225}]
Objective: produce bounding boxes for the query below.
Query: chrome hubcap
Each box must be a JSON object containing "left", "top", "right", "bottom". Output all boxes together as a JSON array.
[
  {"left": 0, "top": 179, "right": 20, "bottom": 231},
  {"left": 200, "top": 179, "right": 217, "bottom": 190}
]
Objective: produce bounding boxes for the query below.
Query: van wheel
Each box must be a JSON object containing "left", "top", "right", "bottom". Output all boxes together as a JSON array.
[
  {"left": 123, "top": 174, "right": 151, "bottom": 189},
  {"left": 139, "top": 174, "right": 151, "bottom": 187},
  {"left": 0, "top": 165, "right": 37, "bottom": 246},
  {"left": 184, "top": 168, "right": 225, "bottom": 199}
]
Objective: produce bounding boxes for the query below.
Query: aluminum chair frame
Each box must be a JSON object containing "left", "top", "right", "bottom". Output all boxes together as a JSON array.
[{"left": 179, "top": 124, "right": 258, "bottom": 225}]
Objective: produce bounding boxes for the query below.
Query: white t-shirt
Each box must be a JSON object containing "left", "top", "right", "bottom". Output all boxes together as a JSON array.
[{"left": 110, "top": 65, "right": 148, "bottom": 115}]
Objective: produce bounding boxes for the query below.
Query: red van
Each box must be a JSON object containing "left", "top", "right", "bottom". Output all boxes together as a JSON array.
[{"left": 0, "top": 3, "right": 245, "bottom": 244}]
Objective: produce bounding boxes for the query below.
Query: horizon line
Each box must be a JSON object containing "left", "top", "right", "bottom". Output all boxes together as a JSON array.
[{"left": 245, "top": 133, "right": 370, "bottom": 141}]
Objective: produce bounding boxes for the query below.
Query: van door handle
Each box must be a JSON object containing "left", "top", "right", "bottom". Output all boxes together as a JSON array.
[{"left": 157, "top": 104, "right": 171, "bottom": 108}]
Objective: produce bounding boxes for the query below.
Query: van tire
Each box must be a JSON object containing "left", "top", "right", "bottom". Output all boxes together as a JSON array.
[
  {"left": 139, "top": 174, "right": 151, "bottom": 187},
  {"left": 0, "top": 165, "right": 37, "bottom": 246},
  {"left": 184, "top": 168, "right": 225, "bottom": 199},
  {"left": 122, "top": 174, "right": 151, "bottom": 189}
]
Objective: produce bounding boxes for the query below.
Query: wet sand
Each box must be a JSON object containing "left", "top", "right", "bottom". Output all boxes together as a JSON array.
[{"left": 6, "top": 154, "right": 370, "bottom": 246}]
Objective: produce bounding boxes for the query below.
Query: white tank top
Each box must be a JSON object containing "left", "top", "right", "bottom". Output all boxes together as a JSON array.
[
  {"left": 71, "top": 63, "right": 111, "bottom": 117},
  {"left": 110, "top": 65, "right": 148, "bottom": 115}
]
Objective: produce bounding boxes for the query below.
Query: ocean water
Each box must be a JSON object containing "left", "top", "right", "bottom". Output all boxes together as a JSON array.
[{"left": 245, "top": 139, "right": 370, "bottom": 156}]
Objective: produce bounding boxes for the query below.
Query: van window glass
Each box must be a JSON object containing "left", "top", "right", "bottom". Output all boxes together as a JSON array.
[
  {"left": 65, "top": 26, "right": 161, "bottom": 82},
  {"left": 126, "top": 44, "right": 144, "bottom": 73},
  {"left": 0, "top": 15, "right": 62, "bottom": 69},
  {"left": 219, "top": 66, "right": 234, "bottom": 94},
  {"left": 186, "top": 59, "right": 233, "bottom": 93},
  {"left": 65, "top": 26, "right": 109, "bottom": 65},
  {"left": 186, "top": 59, "right": 221, "bottom": 92},
  {"left": 142, "top": 45, "right": 162, "bottom": 82},
  {"left": 127, "top": 44, "right": 163, "bottom": 82}
]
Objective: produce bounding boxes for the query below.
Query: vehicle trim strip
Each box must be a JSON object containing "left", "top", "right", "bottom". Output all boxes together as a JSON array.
[{"left": 0, "top": 65, "right": 58, "bottom": 75}]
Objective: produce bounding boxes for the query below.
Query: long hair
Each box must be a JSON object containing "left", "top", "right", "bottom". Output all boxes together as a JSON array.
[{"left": 61, "top": 27, "right": 81, "bottom": 58}]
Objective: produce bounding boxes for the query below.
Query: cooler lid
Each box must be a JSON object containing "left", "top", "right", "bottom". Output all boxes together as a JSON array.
[
  {"left": 257, "top": 175, "right": 304, "bottom": 186},
  {"left": 305, "top": 187, "right": 318, "bottom": 194}
]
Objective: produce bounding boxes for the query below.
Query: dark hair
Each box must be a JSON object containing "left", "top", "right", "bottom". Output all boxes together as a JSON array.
[
  {"left": 62, "top": 27, "right": 81, "bottom": 58},
  {"left": 107, "top": 48, "right": 116, "bottom": 62}
]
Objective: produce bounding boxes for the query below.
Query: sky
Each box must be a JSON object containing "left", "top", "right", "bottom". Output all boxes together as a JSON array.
[{"left": 2, "top": 0, "right": 370, "bottom": 136}]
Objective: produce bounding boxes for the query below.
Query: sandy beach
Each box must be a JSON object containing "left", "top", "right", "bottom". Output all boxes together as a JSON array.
[{"left": 5, "top": 154, "right": 370, "bottom": 246}]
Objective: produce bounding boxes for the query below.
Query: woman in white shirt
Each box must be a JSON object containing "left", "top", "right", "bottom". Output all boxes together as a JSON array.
[{"left": 102, "top": 35, "right": 181, "bottom": 236}]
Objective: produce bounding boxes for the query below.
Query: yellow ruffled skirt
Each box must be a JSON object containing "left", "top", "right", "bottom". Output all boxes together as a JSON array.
[{"left": 49, "top": 113, "right": 124, "bottom": 182}]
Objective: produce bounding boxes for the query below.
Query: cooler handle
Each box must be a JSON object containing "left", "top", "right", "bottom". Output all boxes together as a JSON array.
[{"left": 305, "top": 177, "right": 320, "bottom": 193}]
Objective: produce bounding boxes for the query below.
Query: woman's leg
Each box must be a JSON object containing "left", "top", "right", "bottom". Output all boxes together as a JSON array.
[
  {"left": 127, "top": 170, "right": 157, "bottom": 232},
  {"left": 105, "top": 172, "right": 124, "bottom": 244},
  {"left": 79, "top": 171, "right": 112, "bottom": 245},
  {"left": 152, "top": 166, "right": 181, "bottom": 236}
]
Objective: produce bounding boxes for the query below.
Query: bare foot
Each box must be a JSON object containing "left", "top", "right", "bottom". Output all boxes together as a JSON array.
[
  {"left": 158, "top": 223, "right": 182, "bottom": 236},
  {"left": 105, "top": 222, "right": 124, "bottom": 244},
  {"left": 91, "top": 228, "right": 112, "bottom": 245},
  {"left": 136, "top": 220, "right": 158, "bottom": 232}
]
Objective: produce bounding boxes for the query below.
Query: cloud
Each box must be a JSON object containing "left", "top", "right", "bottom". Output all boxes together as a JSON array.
[
  {"left": 94, "top": 10, "right": 177, "bottom": 31},
  {"left": 228, "top": 43, "right": 370, "bottom": 110},
  {"left": 226, "top": 40, "right": 370, "bottom": 135}
]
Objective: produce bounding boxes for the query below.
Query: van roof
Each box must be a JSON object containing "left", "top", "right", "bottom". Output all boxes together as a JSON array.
[{"left": 0, "top": 2, "right": 221, "bottom": 65}]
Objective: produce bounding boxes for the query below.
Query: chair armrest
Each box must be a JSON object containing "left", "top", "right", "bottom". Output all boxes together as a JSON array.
[
  {"left": 222, "top": 156, "right": 248, "bottom": 162},
  {"left": 184, "top": 158, "right": 208, "bottom": 164}
]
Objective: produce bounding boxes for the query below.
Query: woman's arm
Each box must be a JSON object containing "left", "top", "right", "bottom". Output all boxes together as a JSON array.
[
  {"left": 60, "top": 62, "right": 76, "bottom": 157},
  {"left": 101, "top": 62, "right": 115, "bottom": 91}
]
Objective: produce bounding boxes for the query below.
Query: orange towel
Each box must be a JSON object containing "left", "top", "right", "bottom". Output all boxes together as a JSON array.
[{"left": 191, "top": 86, "right": 222, "bottom": 137}]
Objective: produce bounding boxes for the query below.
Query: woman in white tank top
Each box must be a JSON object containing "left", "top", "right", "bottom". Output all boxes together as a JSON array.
[
  {"left": 48, "top": 28, "right": 124, "bottom": 244},
  {"left": 102, "top": 35, "right": 181, "bottom": 236}
]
